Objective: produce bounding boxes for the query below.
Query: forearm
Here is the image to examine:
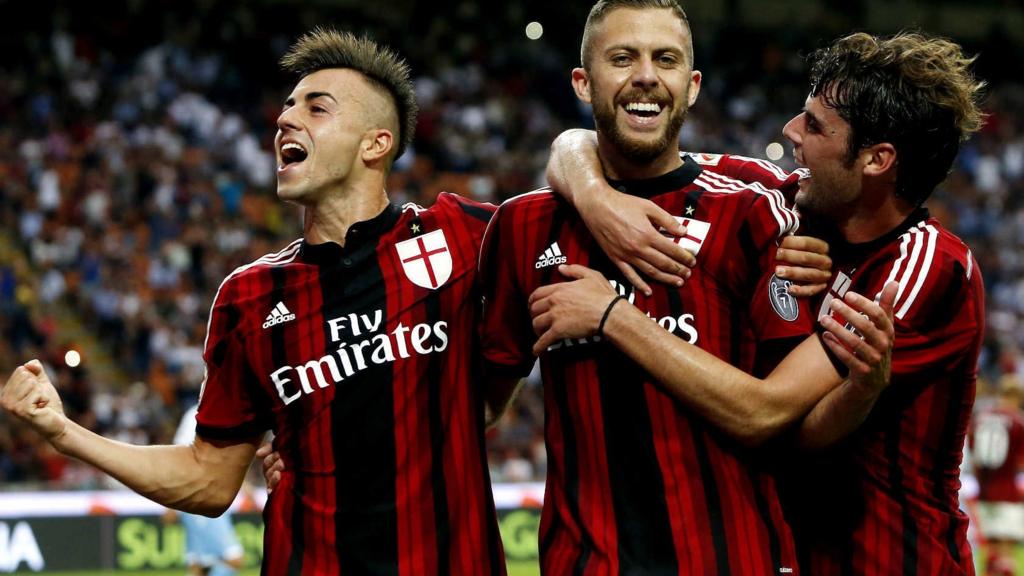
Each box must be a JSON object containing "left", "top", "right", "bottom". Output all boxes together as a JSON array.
[
  {"left": 546, "top": 129, "right": 605, "bottom": 208},
  {"left": 53, "top": 420, "right": 250, "bottom": 515},
  {"left": 602, "top": 304, "right": 828, "bottom": 445},
  {"left": 795, "top": 377, "right": 882, "bottom": 451}
]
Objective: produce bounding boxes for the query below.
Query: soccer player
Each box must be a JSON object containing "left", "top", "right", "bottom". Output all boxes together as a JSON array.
[
  {"left": 969, "top": 376, "right": 1024, "bottom": 575},
  {"left": 479, "top": 1, "right": 893, "bottom": 573},
  {"left": 1, "top": 29, "right": 510, "bottom": 575},
  {"left": 538, "top": 31, "right": 986, "bottom": 575}
]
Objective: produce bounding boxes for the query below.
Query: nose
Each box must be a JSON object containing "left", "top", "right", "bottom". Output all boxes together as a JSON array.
[
  {"left": 782, "top": 113, "right": 802, "bottom": 146},
  {"left": 631, "top": 56, "right": 659, "bottom": 90},
  {"left": 277, "top": 106, "right": 300, "bottom": 133}
]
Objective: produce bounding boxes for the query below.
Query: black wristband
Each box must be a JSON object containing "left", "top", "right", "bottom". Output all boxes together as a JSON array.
[{"left": 598, "top": 295, "right": 626, "bottom": 339}]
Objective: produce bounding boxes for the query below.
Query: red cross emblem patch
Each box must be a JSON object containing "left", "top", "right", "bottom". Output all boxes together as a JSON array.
[
  {"left": 671, "top": 216, "right": 711, "bottom": 255},
  {"left": 395, "top": 229, "right": 452, "bottom": 290}
]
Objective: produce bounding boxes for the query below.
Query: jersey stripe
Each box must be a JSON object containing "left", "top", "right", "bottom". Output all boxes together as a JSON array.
[
  {"left": 695, "top": 171, "right": 799, "bottom": 235},
  {"left": 895, "top": 224, "right": 938, "bottom": 320}
]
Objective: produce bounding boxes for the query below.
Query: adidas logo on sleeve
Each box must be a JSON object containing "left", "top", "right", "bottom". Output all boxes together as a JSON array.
[
  {"left": 536, "top": 242, "right": 568, "bottom": 269},
  {"left": 263, "top": 301, "right": 297, "bottom": 329}
]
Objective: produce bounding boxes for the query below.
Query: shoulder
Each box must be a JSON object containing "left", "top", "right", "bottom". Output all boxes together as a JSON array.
[
  {"left": 864, "top": 218, "right": 979, "bottom": 321},
  {"left": 415, "top": 192, "right": 497, "bottom": 222},
  {"left": 215, "top": 238, "right": 304, "bottom": 303},
  {"left": 497, "top": 187, "right": 558, "bottom": 213},
  {"left": 692, "top": 168, "right": 800, "bottom": 236},
  {"left": 685, "top": 151, "right": 805, "bottom": 191}
]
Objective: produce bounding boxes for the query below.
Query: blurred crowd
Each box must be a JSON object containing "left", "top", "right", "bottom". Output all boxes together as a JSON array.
[{"left": 1, "top": 1, "right": 1023, "bottom": 488}]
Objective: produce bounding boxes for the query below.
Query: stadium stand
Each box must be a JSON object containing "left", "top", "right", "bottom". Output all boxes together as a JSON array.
[{"left": 0, "top": 0, "right": 1022, "bottom": 494}]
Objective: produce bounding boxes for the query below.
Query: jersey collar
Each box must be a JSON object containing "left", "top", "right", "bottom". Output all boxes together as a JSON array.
[
  {"left": 300, "top": 203, "right": 402, "bottom": 263},
  {"left": 604, "top": 155, "right": 703, "bottom": 199},
  {"left": 824, "top": 206, "right": 931, "bottom": 264}
]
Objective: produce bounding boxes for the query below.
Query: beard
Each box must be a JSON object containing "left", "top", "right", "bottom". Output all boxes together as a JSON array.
[{"left": 591, "top": 88, "right": 689, "bottom": 164}]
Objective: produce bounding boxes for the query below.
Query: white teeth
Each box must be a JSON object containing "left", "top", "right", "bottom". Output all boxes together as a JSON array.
[
  {"left": 282, "top": 142, "right": 306, "bottom": 154},
  {"left": 625, "top": 102, "right": 662, "bottom": 113}
]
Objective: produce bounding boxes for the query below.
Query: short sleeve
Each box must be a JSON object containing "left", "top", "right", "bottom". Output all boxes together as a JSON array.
[
  {"left": 195, "top": 278, "right": 270, "bottom": 440},
  {"left": 744, "top": 192, "right": 815, "bottom": 345},
  {"left": 478, "top": 202, "right": 535, "bottom": 378}
]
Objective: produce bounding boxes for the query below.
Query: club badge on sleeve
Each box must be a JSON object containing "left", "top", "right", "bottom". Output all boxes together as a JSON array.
[{"left": 768, "top": 274, "right": 800, "bottom": 322}]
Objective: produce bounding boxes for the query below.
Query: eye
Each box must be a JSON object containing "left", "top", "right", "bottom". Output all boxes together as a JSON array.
[
  {"left": 311, "top": 105, "right": 327, "bottom": 114},
  {"left": 657, "top": 54, "right": 678, "bottom": 66},
  {"left": 610, "top": 54, "right": 631, "bottom": 66}
]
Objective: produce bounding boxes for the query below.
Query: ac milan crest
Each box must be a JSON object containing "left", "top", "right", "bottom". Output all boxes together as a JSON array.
[
  {"left": 670, "top": 216, "right": 711, "bottom": 255},
  {"left": 395, "top": 229, "right": 452, "bottom": 289}
]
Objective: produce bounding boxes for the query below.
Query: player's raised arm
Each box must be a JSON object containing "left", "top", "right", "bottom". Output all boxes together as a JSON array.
[
  {"left": 1, "top": 361, "right": 257, "bottom": 516},
  {"left": 547, "top": 129, "right": 694, "bottom": 295}
]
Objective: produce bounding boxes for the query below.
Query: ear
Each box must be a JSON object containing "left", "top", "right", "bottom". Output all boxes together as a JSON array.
[
  {"left": 687, "top": 70, "right": 702, "bottom": 107},
  {"left": 361, "top": 129, "right": 395, "bottom": 165},
  {"left": 571, "top": 67, "right": 591, "bottom": 105},
  {"left": 861, "top": 142, "right": 897, "bottom": 179}
]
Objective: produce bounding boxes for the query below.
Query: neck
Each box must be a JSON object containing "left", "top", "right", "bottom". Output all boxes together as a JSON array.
[
  {"left": 303, "top": 175, "right": 389, "bottom": 246},
  {"left": 837, "top": 184, "right": 917, "bottom": 244},
  {"left": 597, "top": 138, "right": 683, "bottom": 181}
]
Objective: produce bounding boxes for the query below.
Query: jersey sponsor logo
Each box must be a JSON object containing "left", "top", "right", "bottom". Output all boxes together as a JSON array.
[
  {"left": 395, "top": 229, "right": 452, "bottom": 290},
  {"left": 535, "top": 241, "right": 567, "bottom": 269},
  {"left": 269, "top": 309, "right": 449, "bottom": 405},
  {"left": 669, "top": 217, "right": 711, "bottom": 256},
  {"left": 262, "top": 301, "right": 296, "bottom": 329},
  {"left": 768, "top": 274, "right": 800, "bottom": 322},
  {"left": 545, "top": 280, "right": 698, "bottom": 351}
]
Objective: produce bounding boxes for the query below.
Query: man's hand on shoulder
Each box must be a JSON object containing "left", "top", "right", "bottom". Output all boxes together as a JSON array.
[
  {"left": 577, "top": 189, "right": 696, "bottom": 296},
  {"left": 776, "top": 235, "right": 832, "bottom": 298}
]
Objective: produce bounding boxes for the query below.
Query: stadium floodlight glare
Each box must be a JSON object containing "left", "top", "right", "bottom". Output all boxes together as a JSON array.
[
  {"left": 525, "top": 21, "right": 544, "bottom": 40},
  {"left": 64, "top": 350, "right": 81, "bottom": 368},
  {"left": 766, "top": 142, "right": 784, "bottom": 161}
]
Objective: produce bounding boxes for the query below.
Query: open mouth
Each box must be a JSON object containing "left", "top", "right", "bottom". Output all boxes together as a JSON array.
[
  {"left": 280, "top": 142, "right": 308, "bottom": 168},
  {"left": 623, "top": 101, "right": 663, "bottom": 119}
]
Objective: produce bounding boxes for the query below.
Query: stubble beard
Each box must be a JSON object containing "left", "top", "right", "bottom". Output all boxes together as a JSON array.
[{"left": 592, "top": 92, "right": 688, "bottom": 165}]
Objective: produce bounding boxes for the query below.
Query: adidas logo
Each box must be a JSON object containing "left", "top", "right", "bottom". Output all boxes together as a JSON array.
[
  {"left": 535, "top": 242, "right": 568, "bottom": 269},
  {"left": 262, "top": 301, "right": 297, "bottom": 329}
]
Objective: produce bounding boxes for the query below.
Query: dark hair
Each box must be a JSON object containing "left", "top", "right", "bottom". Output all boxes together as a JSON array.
[
  {"left": 581, "top": 0, "right": 692, "bottom": 69},
  {"left": 281, "top": 27, "right": 418, "bottom": 162},
  {"left": 808, "top": 31, "right": 986, "bottom": 206}
]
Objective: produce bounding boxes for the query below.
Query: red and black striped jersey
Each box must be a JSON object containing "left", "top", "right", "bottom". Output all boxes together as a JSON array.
[
  {"left": 970, "top": 405, "right": 1024, "bottom": 503},
  {"left": 480, "top": 157, "right": 812, "bottom": 575},
  {"left": 195, "top": 193, "right": 505, "bottom": 575},
  {"left": 784, "top": 208, "right": 983, "bottom": 575},
  {"left": 684, "top": 151, "right": 805, "bottom": 200}
]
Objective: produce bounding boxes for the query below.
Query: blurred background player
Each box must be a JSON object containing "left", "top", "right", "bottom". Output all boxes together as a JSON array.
[
  {"left": 166, "top": 404, "right": 245, "bottom": 576},
  {"left": 969, "top": 375, "right": 1024, "bottom": 575}
]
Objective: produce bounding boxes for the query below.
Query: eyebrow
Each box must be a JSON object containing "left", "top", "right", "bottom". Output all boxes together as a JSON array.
[
  {"left": 283, "top": 91, "right": 338, "bottom": 108},
  {"left": 804, "top": 109, "right": 824, "bottom": 129}
]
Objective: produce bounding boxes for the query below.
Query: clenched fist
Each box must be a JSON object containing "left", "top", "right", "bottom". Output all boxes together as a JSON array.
[{"left": 1, "top": 360, "right": 69, "bottom": 442}]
